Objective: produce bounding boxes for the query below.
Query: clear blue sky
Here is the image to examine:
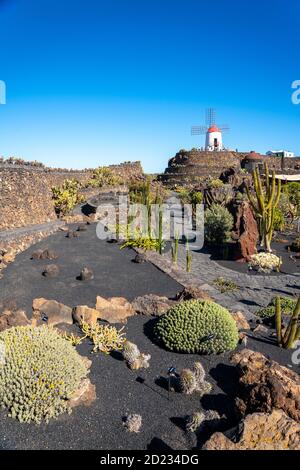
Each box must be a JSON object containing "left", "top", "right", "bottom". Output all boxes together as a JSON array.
[{"left": 0, "top": 0, "right": 299, "bottom": 172}]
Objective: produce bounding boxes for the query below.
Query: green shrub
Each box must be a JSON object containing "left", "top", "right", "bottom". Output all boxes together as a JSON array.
[
  {"left": 208, "top": 179, "right": 224, "bottom": 188},
  {"left": 190, "top": 191, "right": 203, "bottom": 206},
  {"left": 213, "top": 277, "right": 238, "bottom": 293},
  {"left": 204, "top": 204, "right": 233, "bottom": 244},
  {"left": 284, "top": 182, "right": 300, "bottom": 209},
  {"left": 120, "top": 235, "right": 161, "bottom": 251},
  {"left": 52, "top": 179, "right": 84, "bottom": 215},
  {"left": 155, "top": 300, "right": 239, "bottom": 354},
  {"left": 88, "top": 166, "right": 121, "bottom": 188},
  {"left": 273, "top": 207, "right": 285, "bottom": 231},
  {"left": 256, "top": 296, "right": 297, "bottom": 319},
  {"left": 0, "top": 326, "right": 88, "bottom": 423}
]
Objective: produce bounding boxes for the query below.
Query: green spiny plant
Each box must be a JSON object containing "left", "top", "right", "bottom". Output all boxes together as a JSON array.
[
  {"left": 204, "top": 203, "right": 234, "bottom": 245},
  {"left": 213, "top": 277, "right": 238, "bottom": 294},
  {"left": 157, "top": 204, "right": 164, "bottom": 255},
  {"left": 256, "top": 296, "right": 297, "bottom": 319},
  {"left": 273, "top": 207, "right": 285, "bottom": 231},
  {"left": 246, "top": 163, "right": 281, "bottom": 252},
  {"left": 186, "top": 240, "right": 192, "bottom": 272},
  {"left": 179, "top": 362, "right": 212, "bottom": 396},
  {"left": 186, "top": 411, "right": 206, "bottom": 432},
  {"left": 171, "top": 233, "right": 179, "bottom": 264},
  {"left": 0, "top": 326, "right": 88, "bottom": 423},
  {"left": 155, "top": 300, "right": 239, "bottom": 354},
  {"left": 88, "top": 166, "right": 121, "bottom": 188},
  {"left": 120, "top": 235, "right": 161, "bottom": 251},
  {"left": 275, "top": 296, "right": 300, "bottom": 349},
  {"left": 80, "top": 321, "right": 126, "bottom": 354},
  {"left": 122, "top": 340, "right": 151, "bottom": 370},
  {"left": 52, "top": 179, "right": 84, "bottom": 215}
]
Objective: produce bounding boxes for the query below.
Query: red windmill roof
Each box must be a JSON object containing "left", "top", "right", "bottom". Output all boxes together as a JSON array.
[{"left": 207, "top": 125, "right": 220, "bottom": 133}]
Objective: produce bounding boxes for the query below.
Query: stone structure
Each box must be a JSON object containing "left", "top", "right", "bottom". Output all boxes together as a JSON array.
[
  {"left": 0, "top": 162, "right": 143, "bottom": 231},
  {"left": 159, "top": 149, "right": 300, "bottom": 187},
  {"left": 159, "top": 150, "right": 242, "bottom": 186}
]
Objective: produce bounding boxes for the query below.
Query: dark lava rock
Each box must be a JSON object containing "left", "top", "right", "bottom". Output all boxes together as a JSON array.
[
  {"left": 231, "top": 349, "right": 300, "bottom": 422},
  {"left": 133, "top": 253, "right": 147, "bottom": 264},
  {"left": 176, "top": 285, "right": 212, "bottom": 302},
  {"left": 77, "top": 225, "right": 87, "bottom": 232},
  {"left": 40, "top": 249, "right": 58, "bottom": 260},
  {"left": 0, "top": 308, "right": 31, "bottom": 332},
  {"left": 42, "top": 264, "right": 60, "bottom": 278},
  {"left": 232, "top": 201, "right": 259, "bottom": 262},
  {"left": 31, "top": 249, "right": 44, "bottom": 260},
  {"left": 31, "top": 249, "right": 58, "bottom": 260},
  {"left": 78, "top": 267, "right": 94, "bottom": 281},
  {"left": 132, "top": 294, "right": 175, "bottom": 316},
  {"left": 66, "top": 230, "right": 79, "bottom": 238}
]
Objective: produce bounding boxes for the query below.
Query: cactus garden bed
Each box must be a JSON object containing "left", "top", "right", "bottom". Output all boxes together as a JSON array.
[
  {"left": 0, "top": 223, "right": 299, "bottom": 450},
  {"left": 207, "top": 236, "right": 300, "bottom": 276}
]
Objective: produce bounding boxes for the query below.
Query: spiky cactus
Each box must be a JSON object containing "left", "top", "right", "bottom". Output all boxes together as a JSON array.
[
  {"left": 186, "top": 411, "right": 205, "bottom": 432},
  {"left": 179, "top": 362, "right": 212, "bottom": 396},
  {"left": 246, "top": 163, "right": 281, "bottom": 252},
  {"left": 186, "top": 409, "right": 221, "bottom": 433},
  {"left": 179, "top": 369, "right": 198, "bottom": 395},
  {"left": 194, "top": 362, "right": 206, "bottom": 383},
  {"left": 122, "top": 340, "right": 151, "bottom": 370},
  {"left": 171, "top": 233, "right": 179, "bottom": 264},
  {"left": 275, "top": 296, "right": 300, "bottom": 349},
  {"left": 186, "top": 241, "right": 192, "bottom": 272}
]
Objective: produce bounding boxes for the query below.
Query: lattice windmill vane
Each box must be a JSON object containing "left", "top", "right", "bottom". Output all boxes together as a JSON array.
[{"left": 191, "top": 108, "right": 230, "bottom": 151}]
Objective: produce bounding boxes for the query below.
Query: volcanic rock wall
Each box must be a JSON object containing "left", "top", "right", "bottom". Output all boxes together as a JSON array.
[
  {"left": 0, "top": 162, "right": 144, "bottom": 231},
  {"left": 159, "top": 150, "right": 242, "bottom": 185},
  {"left": 160, "top": 149, "right": 300, "bottom": 186}
]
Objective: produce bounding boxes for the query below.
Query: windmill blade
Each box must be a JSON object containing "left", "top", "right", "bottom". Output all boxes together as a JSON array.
[
  {"left": 191, "top": 126, "right": 207, "bottom": 135},
  {"left": 205, "top": 108, "right": 216, "bottom": 127},
  {"left": 218, "top": 124, "right": 230, "bottom": 133}
]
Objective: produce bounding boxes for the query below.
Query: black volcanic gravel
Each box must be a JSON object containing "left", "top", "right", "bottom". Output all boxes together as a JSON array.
[{"left": 0, "top": 223, "right": 299, "bottom": 450}]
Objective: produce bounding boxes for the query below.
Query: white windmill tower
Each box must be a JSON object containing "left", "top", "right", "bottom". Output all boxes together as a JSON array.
[{"left": 191, "top": 108, "right": 230, "bottom": 151}]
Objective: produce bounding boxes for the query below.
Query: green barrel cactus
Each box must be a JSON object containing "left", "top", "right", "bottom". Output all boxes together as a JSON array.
[
  {"left": 0, "top": 326, "right": 88, "bottom": 424},
  {"left": 155, "top": 300, "right": 239, "bottom": 354}
]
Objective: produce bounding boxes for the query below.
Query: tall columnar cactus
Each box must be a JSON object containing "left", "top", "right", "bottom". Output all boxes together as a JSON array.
[
  {"left": 246, "top": 163, "right": 281, "bottom": 252},
  {"left": 171, "top": 232, "right": 179, "bottom": 264},
  {"left": 275, "top": 296, "right": 300, "bottom": 349}
]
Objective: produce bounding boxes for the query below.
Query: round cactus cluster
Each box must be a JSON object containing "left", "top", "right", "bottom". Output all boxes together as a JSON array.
[
  {"left": 155, "top": 300, "right": 239, "bottom": 354},
  {"left": 0, "top": 326, "right": 88, "bottom": 424}
]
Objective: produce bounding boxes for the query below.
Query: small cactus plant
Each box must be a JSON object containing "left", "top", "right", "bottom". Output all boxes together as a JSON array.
[
  {"left": 171, "top": 233, "right": 179, "bottom": 264},
  {"left": 275, "top": 296, "right": 300, "bottom": 349},
  {"left": 179, "top": 362, "right": 212, "bottom": 396},
  {"left": 186, "top": 409, "right": 221, "bottom": 433},
  {"left": 186, "top": 240, "right": 192, "bottom": 272},
  {"left": 122, "top": 340, "right": 151, "bottom": 370}
]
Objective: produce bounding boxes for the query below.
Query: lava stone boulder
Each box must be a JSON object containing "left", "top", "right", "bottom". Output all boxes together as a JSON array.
[
  {"left": 78, "top": 267, "right": 94, "bottom": 281},
  {"left": 42, "top": 264, "right": 60, "bottom": 278}
]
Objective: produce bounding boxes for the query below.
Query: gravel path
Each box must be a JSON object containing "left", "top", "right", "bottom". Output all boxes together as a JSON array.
[{"left": 176, "top": 245, "right": 299, "bottom": 313}]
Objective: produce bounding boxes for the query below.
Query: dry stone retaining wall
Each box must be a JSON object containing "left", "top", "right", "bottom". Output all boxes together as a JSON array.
[{"left": 0, "top": 162, "right": 143, "bottom": 231}]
